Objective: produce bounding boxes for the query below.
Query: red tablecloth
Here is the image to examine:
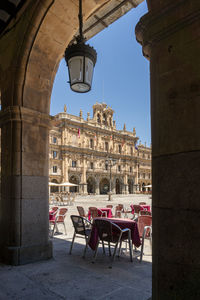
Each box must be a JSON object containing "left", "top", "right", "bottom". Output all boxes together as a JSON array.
[
  {"left": 130, "top": 205, "right": 151, "bottom": 214},
  {"left": 88, "top": 217, "right": 141, "bottom": 250},
  {"left": 88, "top": 208, "right": 112, "bottom": 220}
]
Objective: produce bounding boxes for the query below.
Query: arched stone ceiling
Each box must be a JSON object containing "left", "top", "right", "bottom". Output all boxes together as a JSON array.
[{"left": 0, "top": 0, "right": 143, "bottom": 114}]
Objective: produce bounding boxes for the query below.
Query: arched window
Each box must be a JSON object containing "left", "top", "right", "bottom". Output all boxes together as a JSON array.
[
  {"left": 130, "top": 147, "right": 133, "bottom": 155},
  {"left": 97, "top": 113, "right": 101, "bottom": 123}
]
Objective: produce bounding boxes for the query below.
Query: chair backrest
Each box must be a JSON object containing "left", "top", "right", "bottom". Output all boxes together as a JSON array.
[
  {"left": 56, "top": 208, "right": 68, "bottom": 222},
  {"left": 133, "top": 204, "right": 142, "bottom": 214},
  {"left": 51, "top": 206, "right": 59, "bottom": 212},
  {"left": 118, "top": 204, "right": 124, "bottom": 211},
  {"left": 94, "top": 219, "right": 121, "bottom": 243},
  {"left": 49, "top": 206, "right": 59, "bottom": 218},
  {"left": 138, "top": 215, "right": 152, "bottom": 237},
  {"left": 139, "top": 210, "right": 151, "bottom": 216},
  {"left": 139, "top": 202, "right": 146, "bottom": 205},
  {"left": 77, "top": 206, "right": 86, "bottom": 217},
  {"left": 115, "top": 205, "right": 123, "bottom": 217},
  {"left": 106, "top": 205, "right": 113, "bottom": 209},
  {"left": 89, "top": 207, "right": 98, "bottom": 218},
  {"left": 71, "top": 215, "right": 87, "bottom": 236}
]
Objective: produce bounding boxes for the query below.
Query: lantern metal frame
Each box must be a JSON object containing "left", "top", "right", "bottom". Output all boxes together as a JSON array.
[{"left": 64, "top": 0, "right": 97, "bottom": 93}]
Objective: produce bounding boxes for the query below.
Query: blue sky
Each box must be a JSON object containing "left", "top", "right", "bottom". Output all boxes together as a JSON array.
[{"left": 50, "top": 2, "right": 150, "bottom": 146}]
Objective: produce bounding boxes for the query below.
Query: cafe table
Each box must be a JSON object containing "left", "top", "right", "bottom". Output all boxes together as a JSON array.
[
  {"left": 88, "top": 217, "right": 141, "bottom": 251},
  {"left": 88, "top": 208, "right": 113, "bottom": 220}
]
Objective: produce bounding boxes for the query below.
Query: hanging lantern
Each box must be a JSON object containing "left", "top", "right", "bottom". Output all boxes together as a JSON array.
[{"left": 65, "top": 0, "right": 97, "bottom": 93}]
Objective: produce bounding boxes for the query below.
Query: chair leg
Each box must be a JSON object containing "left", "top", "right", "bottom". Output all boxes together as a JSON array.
[
  {"left": 51, "top": 222, "right": 57, "bottom": 237},
  {"left": 140, "top": 228, "right": 147, "bottom": 262},
  {"left": 108, "top": 242, "right": 111, "bottom": 256},
  {"left": 93, "top": 239, "right": 100, "bottom": 263},
  {"left": 63, "top": 222, "right": 67, "bottom": 235},
  {"left": 102, "top": 240, "right": 106, "bottom": 254},
  {"left": 128, "top": 231, "right": 133, "bottom": 262},
  {"left": 118, "top": 240, "right": 122, "bottom": 257},
  {"left": 69, "top": 232, "right": 76, "bottom": 254},
  {"left": 55, "top": 223, "right": 59, "bottom": 233}
]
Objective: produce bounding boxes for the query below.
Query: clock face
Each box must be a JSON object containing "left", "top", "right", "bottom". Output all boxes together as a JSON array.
[{"left": 72, "top": 83, "right": 90, "bottom": 93}]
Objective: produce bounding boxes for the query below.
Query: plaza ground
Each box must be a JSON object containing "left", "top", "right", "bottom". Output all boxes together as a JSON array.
[{"left": 0, "top": 194, "right": 152, "bottom": 300}]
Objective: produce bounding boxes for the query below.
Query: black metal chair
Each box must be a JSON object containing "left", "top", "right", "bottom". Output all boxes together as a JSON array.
[
  {"left": 93, "top": 219, "right": 133, "bottom": 268},
  {"left": 69, "top": 215, "right": 92, "bottom": 257}
]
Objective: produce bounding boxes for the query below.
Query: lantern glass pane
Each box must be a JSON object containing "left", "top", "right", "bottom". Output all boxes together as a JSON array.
[
  {"left": 71, "top": 82, "right": 90, "bottom": 92},
  {"left": 85, "top": 57, "right": 94, "bottom": 85},
  {"left": 68, "top": 56, "right": 83, "bottom": 84}
]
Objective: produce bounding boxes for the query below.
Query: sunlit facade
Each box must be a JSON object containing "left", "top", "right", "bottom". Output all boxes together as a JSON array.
[{"left": 49, "top": 102, "right": 151, "bottom": 194}]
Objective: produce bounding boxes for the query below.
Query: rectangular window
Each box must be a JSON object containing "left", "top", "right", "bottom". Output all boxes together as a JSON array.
[
  {"left": 118, "top": 145, "right": 122, "bottom": 154},
  {"left": 53, "top": 151, "right": 57, "bottom": 159},
  {"left": 130, "top": 167, "right": 132, "bottom": 173},
  {"left": 72, "top": 161, "right": 76, "bottom": 168},
  {"left": 118, "top": 165, "right": 121, "bottom": 172},
  {"left": 143, "top": 173, "right": 145, "bottom": 179},
  {"left": 53, "top": 137, "right": 57, "bottom": 144},
  {"left": 105, "top": 163, "right": 108, "bottom": 170},
  {"left": 53, "top": 166, "right": 57, "bottom": 173},
  {"left": 90, "top": 139, "right": 94, "bottom": 149},
  {"left": 90, "top": 162, "right": 94, "bottom": 169},
  {"left": 105, "top": 142, "right": 109, "bottom": 152}
]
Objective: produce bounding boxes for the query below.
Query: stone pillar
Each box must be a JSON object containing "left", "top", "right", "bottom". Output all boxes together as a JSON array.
[
  {"left": 0, "top": 106, "right": 52, "bottom": 265},
  {"left": 63, "top": 156, "right": 69, "bottom": 182},
  {"left": 124, "top": 170, "right": 128, "bottom": 194},
  {"left": 112, "top": 179, "right": 116, "bottom": 194},
  {"left": 136, "top": 1, "right": 200, "bottom": 298},
  {"left": 81, "top": 157, "right": 87, "bottom": 194},
  {"left": 95, "top": 178, "right": 100, "bottom": 195}
]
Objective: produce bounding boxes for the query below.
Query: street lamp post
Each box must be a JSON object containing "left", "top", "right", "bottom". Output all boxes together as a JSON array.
[{"left": 106, "top": 157, "right": 117, "bottom": 201}]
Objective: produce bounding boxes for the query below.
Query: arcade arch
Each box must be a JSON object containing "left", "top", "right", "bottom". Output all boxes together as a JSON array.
[
  {"left": 87, "top": 176, "right": 96, "bottom": 194},
  {"left": 128, "top": 178, "right": 134, "bottom": 194},
  {"left": 99, "top": 178, "right": 109, "bottom": 194},
  {"left": 0, "top": 1, "right": 200, "bottom": 299},
  {"left": 50, "top": 179, "right": 59, "bottom": 193},
  {"left": 69, "top": 175, "right": 79, "bottom": 193},
  {"left": 115, "top": 178, "right": 122, "bottom": 194}
]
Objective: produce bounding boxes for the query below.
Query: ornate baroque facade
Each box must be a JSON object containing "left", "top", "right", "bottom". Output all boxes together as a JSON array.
[{"left": 49, "top": 103, "right": 151, "bottom": 195}]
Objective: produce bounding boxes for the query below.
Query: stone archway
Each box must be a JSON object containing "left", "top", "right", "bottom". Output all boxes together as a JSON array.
[
  {"left": 69, "top": 175, "right": 79, "bottom": 193},
  {"left": 0, "top": 0, "right": 116, "bottom": 265},
  {"left": 115, "top": 178, "right": 121, "bottom": 194},
  {"left": 142, "top": 182, "right": 145, "bottom": 192},
  {"left": 50, "top": 179, "right": 59, "bottom": 193},
  {"left": 128, "top": 178, "right": 134, "bottom": 194},
  {"left": 87, "top": 176, "right": 95, "bottom": 194},
  {"left": 1, "top": 1, "right": 200, "bottom": 299},
  {"left": 99, "top": 178, "right": 109, "bottom": 195}
]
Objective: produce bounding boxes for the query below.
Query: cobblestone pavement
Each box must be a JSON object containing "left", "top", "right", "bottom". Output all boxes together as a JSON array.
[{"left": 0, "top": 194, "right": 152, "bottom": 300}]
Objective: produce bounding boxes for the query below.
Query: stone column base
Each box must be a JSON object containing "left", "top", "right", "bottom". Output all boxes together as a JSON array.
[{"left": 0, "top": 240, "right": 52, "bottom": 265}]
